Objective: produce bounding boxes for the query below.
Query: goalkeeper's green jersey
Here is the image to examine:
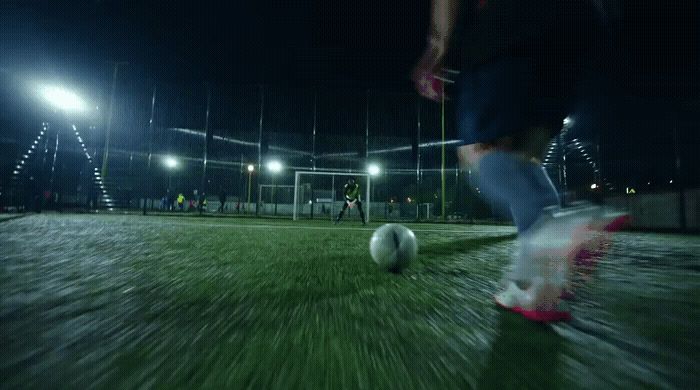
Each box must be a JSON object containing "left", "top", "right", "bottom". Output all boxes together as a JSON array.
[{"left": 344, "top": 183, "right": 360, "bottom": 201}]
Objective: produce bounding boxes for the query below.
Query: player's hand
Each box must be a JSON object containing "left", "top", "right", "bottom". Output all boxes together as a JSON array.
[{"left": 412, "top": 43, "right": 447, "bottom": 102}]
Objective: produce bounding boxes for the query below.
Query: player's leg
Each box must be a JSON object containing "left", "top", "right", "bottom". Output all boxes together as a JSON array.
[
  {"left": 335, "top": 201, "right": 349, "bottom": 224},
  {"left": 356, "top": 200, "right": 366, "bottom": 225},
  {"left": 457, "top": 59, "right": 561, "bottom": 236},
  {"left": 456, "top": 58, "right": 573, "bottom": 320}
]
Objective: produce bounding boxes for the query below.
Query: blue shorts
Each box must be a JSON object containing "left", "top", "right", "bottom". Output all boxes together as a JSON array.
[{"left": 456, "top": 58, "right": 568, "bottom": 145}]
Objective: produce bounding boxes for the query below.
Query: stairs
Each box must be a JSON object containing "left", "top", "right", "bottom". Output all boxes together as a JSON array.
[{"left": 99, "top": 174, "right": 136, "bottom": 210}]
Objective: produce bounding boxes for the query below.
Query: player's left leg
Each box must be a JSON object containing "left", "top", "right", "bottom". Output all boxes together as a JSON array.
[
  {"left": 335, "top": 201, "right": 349, "bottom": 224},
  {"left": 356, "top": 200, "right": 367, "bottom": 225}
]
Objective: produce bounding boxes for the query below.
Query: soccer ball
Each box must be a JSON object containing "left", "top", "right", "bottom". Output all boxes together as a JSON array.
[{"left": 369, "top": 224, "right": 418, "bottom": 272}]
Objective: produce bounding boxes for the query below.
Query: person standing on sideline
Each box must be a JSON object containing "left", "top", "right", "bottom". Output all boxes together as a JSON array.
[
  {"left": 218, "top": 189, "right": 227, "bottom": 213},
  {"left": 177, "top": 193, "right": 185, "bottom": 211}
]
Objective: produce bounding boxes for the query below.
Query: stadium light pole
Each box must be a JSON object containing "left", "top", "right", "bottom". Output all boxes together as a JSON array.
[
  {"left": 434, "top": 71, "right": 456, "bottom": 221},
  {"left": 312, "top": 91, "right": 317, "bottom": 171},
  {"left": 416, "top": 97, "right": 422, "bottom": 218},
  {"left": 143, "top": 85, "right": 157, "bottom": 215},
  {"left": 673, "top": 126, "right": 687, "bottom": 231},
  {"left": 199, "top": 84, "right": 212, "bottom": 216},
  {"left": 368, "top": 164, "right": 380, "bottom": 217},
  {"left": 267, "top": 160, "right": 283, "bottom": 216},
  {"left": 101, "top": 61, "right": 128, "bottom": 182},
  {"left": 256, "top": 85, "right": 264, "bottom": 217},
  {"left": 163, "top": 156, "right": 178, "bottom": 192},
  {"left": 440, "top": 81, "right": 446, "bottom": 221},
  {"left": 247, "top": 164, "right": 254, "bottom": 214},
  {"left": 558, "top": 118, "right": 570, "bottom": 207}
]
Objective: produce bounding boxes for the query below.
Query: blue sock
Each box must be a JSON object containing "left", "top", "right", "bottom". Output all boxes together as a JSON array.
[{"left": 477, "top": 151, "right": 560, "bottom": 233}]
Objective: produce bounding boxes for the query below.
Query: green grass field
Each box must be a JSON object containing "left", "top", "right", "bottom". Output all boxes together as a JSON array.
[{"left": 1, "top": 214, "right": 699, "bottom": 389}]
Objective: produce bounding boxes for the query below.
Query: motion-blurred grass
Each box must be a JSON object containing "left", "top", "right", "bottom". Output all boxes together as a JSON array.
[{"left": 0, "top": 214, "right": 698, "bottom": 389}]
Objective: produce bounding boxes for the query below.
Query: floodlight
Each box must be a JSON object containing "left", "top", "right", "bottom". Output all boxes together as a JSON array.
[
  {"left": 40, "top": 86, "right": 87, "bottom": 112},
  {"left": 367, "top": 164, "right": 381, "bottom": 176},
  {"left": 247, "top": 164, "right": 255, "bottom": 172},
  {"left": 164, "top": 156, "right": 178, "bottom": 169},
  {"left": 267, "top": 160, "right": 283, "bottom": 173}
]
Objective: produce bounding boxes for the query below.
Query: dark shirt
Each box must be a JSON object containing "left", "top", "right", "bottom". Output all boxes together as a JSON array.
[{"left": 461, "top": 0, "right": 603, "bottom": 68}]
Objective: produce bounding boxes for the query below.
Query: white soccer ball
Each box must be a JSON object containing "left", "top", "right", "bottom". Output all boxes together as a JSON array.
[{"left": 369, "top": 224, "right": 418, "bottom": 272}]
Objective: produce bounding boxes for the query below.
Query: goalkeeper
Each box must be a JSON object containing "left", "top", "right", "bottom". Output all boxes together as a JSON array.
[{"left": 335, "top": 178, "right": 366, "bottom": 225}]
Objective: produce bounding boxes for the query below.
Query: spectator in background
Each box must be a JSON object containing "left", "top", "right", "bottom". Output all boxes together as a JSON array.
[
  {"left": 199, "top": 193, "right": 208, "bottom": 212},
  {"left": 218, "top": 189, "right": 227, "bottom": 213},
  {"left": 177, "top": 193, "right": 185, "bottom": 211}
]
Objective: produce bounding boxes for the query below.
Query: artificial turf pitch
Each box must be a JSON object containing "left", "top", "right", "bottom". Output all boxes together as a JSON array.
[{"left": 1, "top": 214, "right": 698, "bottom": 389}]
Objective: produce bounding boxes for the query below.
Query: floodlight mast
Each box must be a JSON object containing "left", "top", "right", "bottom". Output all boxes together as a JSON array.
[
  {"left": 101, "top": 61, "right": 129, "bottom": 181},
  {"left": 266, "top": 160, "right": 283, "bottom": 215},
  {"left": 143, "top": 86, "right": 157, "bottom": 215},
  {"left": 247, "top": 165, "right": 255, "bottom": 212}
]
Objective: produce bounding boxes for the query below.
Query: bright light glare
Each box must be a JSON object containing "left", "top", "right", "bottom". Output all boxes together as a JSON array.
[
  {"left": 247, "top": 164, "right": 255, "bottom": 172},
  {"left": 40, "top": 86, "right": 87, "bottom": 111},
  {"left": 267, "top": 160, "right": 283, "bottom": 173},
  {"left": 367, "top": 164, "right": 381, "bottom": 176},
  {"left": 590, "top": 183, "right": 598, "bottom": 189},
  {"left": 164, "top": 156, "right": 178, "bottom": 169}
]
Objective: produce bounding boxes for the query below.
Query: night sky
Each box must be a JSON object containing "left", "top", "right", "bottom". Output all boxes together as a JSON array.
[
  {"left": 0, "top": 0, "right": 695, "bottom": 91},
  {"left": 0, "top": 0, "right": 432, "bottom": 87},
  {"left": 1, "top": 0, "right": 699, "bottom": 192}
]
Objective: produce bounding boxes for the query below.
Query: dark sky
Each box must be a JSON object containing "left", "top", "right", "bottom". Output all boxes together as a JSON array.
[
  {"left": 0, "top": 1, "right": 699, "bottom": 191},
  {"left": 0, "top": 0, "right": 430, "bottom": 87},
  {"left": 0, "top": 0, "right": 697, "bottom": 94}
]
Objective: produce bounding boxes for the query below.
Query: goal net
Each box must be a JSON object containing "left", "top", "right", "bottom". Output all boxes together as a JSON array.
[
  {"left": 258, "top": 184, "right": 295, "bottom": 216},
  {"left": 293, "top": 171, "right": 371, "bottom": 222}
]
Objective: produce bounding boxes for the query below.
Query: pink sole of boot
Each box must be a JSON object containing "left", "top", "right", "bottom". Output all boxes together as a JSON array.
[{"left": 495, "top": 298, "right": 572, "bottom": 323}]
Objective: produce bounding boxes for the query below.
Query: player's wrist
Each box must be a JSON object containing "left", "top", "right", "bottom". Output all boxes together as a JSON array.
[{"left": 427, "top": 34, "right": 445, "bottom": 49}]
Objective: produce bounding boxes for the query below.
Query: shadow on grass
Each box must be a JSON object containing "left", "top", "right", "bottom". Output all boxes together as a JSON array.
[{"left": 477, "top": 310, "right": 565, "bottom": 389}]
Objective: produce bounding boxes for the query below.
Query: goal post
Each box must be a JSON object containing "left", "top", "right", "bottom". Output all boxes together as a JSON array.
[{"left": 293, "top": 171, "right": 371, "bottom": 222}]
